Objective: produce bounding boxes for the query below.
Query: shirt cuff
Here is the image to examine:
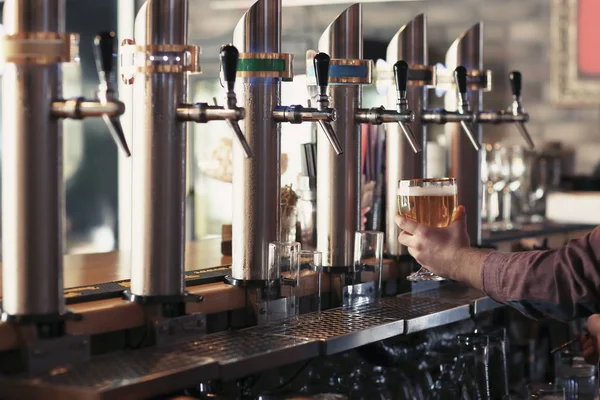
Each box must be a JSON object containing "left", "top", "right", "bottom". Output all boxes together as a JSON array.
[{"left": 481, "top": 251, "right": 511, "bottom": 304}]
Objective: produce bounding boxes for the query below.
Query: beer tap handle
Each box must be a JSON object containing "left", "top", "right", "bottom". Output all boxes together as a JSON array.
[
  {"left": 93, "top": 31, "right": 131, "bottom": 157},
  {"left": 313, "top": 52, "right": 343, "bottom": 155},
  {"left": 221, "top": 44, "right": 238, "bottom": 96},
  {"left": 393, "top": 60, "right": 409, "bottom": 106},
  {"left": 454, "top": 65, "right": 468, "bottom": 100},
  {"left": 393, "top": 60, "right": 421, "bottom": 153},
  {"left": 509, "top": 71, "right": 534, "bottom": 149},
  {"left": 220, "top": 44, "right": 252, "bottom": 158},
  {"left": 314, "top": 52, "right": 330, "bottom": 99},
  {"left": 453, "top": 66, "right": 480, "bottom": 151},
  {"left": 509, "top": 70, "right": 522, "bottom": 101}
]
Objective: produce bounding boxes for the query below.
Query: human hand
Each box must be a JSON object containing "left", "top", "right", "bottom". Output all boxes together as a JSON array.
[
  {"left": 581, "top": 314, "right": 600, "bottom": 364},
  {"left": 394, "top": 205, "right": 470, "bottom": 280}
]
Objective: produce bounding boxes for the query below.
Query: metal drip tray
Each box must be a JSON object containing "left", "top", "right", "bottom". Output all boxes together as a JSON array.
[
  {"left": 0, "top": 331, "right": 317, "bottom": 399},
  {"left": 343, "top": 296, "right": 470, "bottom": 334},
  {"left": 0, "top": 340, "right": 219, "bottom": 400},
  {"left": 245, "top": 308, "right": 404, "bottom": 355},
  {"left": 410, "top": 285, "right": 502, "bottom": 315},
  {"left": 189, "top": 330, "right": 319, "bottom": 380}
]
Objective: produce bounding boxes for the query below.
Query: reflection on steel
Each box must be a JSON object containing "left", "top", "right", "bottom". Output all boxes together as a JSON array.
[
  {"left": 317, "top": 4, "right": 363, "bottom": 269},
  {"left": 445, "top": 23, "right": 484, "bottom": 246},
  {"left": 127, "top": 1, "right": 248, "bottom": 300},
  {"left": 410, "top": 285, "right": 503, "bottom": 315},
  {"left": 128, "top": 0, "right": 189, "bottom": 299},
  {"left": 385, "top": 15, "right": 426, "bottom": 258},
  {"left": 1, "top": 0, "right": 127, "bottom": 318},
  {"left": 231, "top": 0, "right": 341, "bottom": 282},
  {"left": 232, "top": 0, "right": 283, "bottom": 281}
]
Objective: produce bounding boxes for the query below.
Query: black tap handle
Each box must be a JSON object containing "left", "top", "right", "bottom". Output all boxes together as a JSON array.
[
  {"left": 220, "top": 44, "right": 239, "bottom": 93},
  {"left": 93, "top": 31, "right": 116, "bottom": 83},
  {"left": 454, "top": 66, "right": 468, "bottom": 94},
  {"left": 509, "top": 71, "right": 522, "bottom": 98},
  {"left": 313, "top": 52, "right": 331, "bottom": 88},
  {"left": 393, "top": 60, "right": 409, "bottom": 92}
]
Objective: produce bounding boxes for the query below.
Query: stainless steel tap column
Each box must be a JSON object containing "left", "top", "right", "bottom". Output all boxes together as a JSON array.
[
  {"left": 230, "top": 0, "right": 340, "bottom": 283},
  {"left": 128, "top": 0, "right": 189, "bottom": 299},
  {"left": 445, "top": 23, "right": 484, "bottom": 245},
  {"left": 385, "top": 14, "right": 427, "bottom": 258},
  {"left": 232, "top": 0, "right": 282, "bottom": 281},
  {"left": 125, "top": 0, "right": 249, "bottom": 301},
  {"left": 1, "top": 0, "right": 128, "bottom": 319},
  {"left": 2, "top": 0, "right": 64, "bottom": 318},
  {"left": 317, "top": 4, "right": 362, "bottom": 268}
]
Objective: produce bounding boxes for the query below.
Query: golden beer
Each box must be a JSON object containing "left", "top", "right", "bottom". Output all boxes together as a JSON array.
[{"left": 397, "top": 178, "right": 457, "bottom": 228}]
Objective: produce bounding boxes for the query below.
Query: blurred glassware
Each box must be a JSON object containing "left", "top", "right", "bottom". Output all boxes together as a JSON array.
[
  {"left": 299, "top": 250, "right": 323, "bottom": 318},
  {"left": 517, "top": 149, "right": 561, "bottom": 224},
  {"left": 457, "top": 334, "right": 491, "bottom": 399},
  {"left": 425, "top": 348, "right": 462, "bottom": 400},
  {"left": 554, "top": 349, "right": 597, "bottom": 400},
  {"left": 527, "top": 383, "right": 565, "bottom": 399},
  {"left": 481, "top": 143, "right": 509, "bottom": 231},
  {"left": 267, "top": 241, "right": 300, "bottom": 322},
  {"left": 501, "top": 146, "right": 526, "bottom": 231},
  {"left": 353, "top": 231, "right": 384, "bottom": 303}
]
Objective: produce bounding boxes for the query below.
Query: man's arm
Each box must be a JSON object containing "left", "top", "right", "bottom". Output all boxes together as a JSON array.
[{"left": 395, "top": 207, "right": 600, "bottom": 321}]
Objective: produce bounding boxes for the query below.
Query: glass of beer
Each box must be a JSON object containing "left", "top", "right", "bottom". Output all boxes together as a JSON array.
[{"left": 397, "top": 178, "right": 457, "bottom": 281}]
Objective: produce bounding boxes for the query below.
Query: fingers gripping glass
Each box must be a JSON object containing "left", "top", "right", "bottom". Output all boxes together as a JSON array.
[{"left": 397, "top": 178, "right": 457, "bottom": 282}]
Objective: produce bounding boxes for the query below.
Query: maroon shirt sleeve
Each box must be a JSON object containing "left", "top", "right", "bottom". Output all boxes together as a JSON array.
[{"left": 481, "top": 227, "right": 600, "bottom": 321}]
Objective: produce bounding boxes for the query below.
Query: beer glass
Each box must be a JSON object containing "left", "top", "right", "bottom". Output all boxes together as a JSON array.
[{"left": 397, "top": 178, "right": 457, "bottom": 281}]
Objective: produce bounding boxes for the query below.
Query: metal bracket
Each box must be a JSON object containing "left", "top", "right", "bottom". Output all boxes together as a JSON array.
[
  {"left": 256, "top": 297, "right": 295, "bottom": 325},
  {"left": 2, "top": 32, "right": 80, "bottom": 65},
  {"left": 120, "top": 40, "right": 201, "bottom": 83},
  {"left": 16, "top": 334, "right": 91, "bottom": 375},
  {"left": 343, "top": 281, "right": 376, "bottom": 307},
  {"left": 236, "top": 52, "right": 294, "bottom": 81},
  {"left": 306, "top": 52, "right": 373, "bottom": 85},
  {"left": 154, "top": 313, "right": 207, "bottom": 347}
]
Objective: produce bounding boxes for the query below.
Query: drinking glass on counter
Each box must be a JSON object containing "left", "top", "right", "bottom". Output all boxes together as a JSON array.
[
  {"left": 299, "top": 250, "right": 323, "bottom": 318},
  {"left": 397, "top": 178, "right": 457, "bottom": 281},
  {"left": 267, "top": 241, "right": 300, "bottom": 322},
  {"left": 353, "top": 231, "right": 384, "bottom": 302},
  {"left": 527, "top": 383, "right": 566, "bottom": 399}
]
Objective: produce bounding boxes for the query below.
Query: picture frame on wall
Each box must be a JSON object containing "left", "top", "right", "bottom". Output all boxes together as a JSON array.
[{"left": 551, "top": 0, "right": 600, "bottom": 106}]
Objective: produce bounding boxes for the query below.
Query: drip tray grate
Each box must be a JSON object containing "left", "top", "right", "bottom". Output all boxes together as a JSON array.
[{"left": 245, "top": 308, "right": 404, "bottom": 355}]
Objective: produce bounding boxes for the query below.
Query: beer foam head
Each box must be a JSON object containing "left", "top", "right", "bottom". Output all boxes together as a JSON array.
[{"left": 397, "top": 181, "right": 457, "bottom": 196}]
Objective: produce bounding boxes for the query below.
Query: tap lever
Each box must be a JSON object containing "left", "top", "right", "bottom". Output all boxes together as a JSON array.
[
  {"left": 93, "top": 31, "right": 131, "bottom": 157},
  {"left": 220, "top": 44, "right": 239, "bottom": 96},
  {"left": 219, "top": 44, "right": 252, "bottom": 158},
  {"left": 393, "top": 60, "right": 409, "bottom": 111},
  {"left": 93, "top": 31, "right": 116, "bottom": 90},
  {"left": 313, "top": 52, "right": 331, "bottom": 110},
  {"left": 398, "top": 121, "right": 421, "bottom": 153},
  {"left": 311, "top": 52, "right": 342, "bottom": 155},
  {"left": 314, "top": 53, "right": 330, "bottom": 94},
  {"left": 454, "top": 65, "right": 468, "bottom": 98},
  {"left": 509, "top": 70, "right": 522, "bottom": 100},
  {"left": 509, "top": 71, "right": 534, "bottom": 149}
]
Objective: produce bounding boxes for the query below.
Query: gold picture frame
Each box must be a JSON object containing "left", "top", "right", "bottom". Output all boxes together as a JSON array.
[{"left": 551, "top": 0, "right": 600, "bottom": 106}]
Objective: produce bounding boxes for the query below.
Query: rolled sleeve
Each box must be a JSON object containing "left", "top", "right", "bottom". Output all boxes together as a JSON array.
[{"left": 480, "top": 227, "right": 600, "bottom": 321}]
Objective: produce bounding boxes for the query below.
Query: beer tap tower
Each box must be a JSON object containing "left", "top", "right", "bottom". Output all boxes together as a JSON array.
[
  {"left": 444, "top": 23, "right": 534, "bottom": 245},
  {"left": 120, "top": 0, "right": 250, "bottom": 335},
  {"left": 227, "top": 0, "right": 342, "bottom": 296},
  {"left": 317, "top": 4, "right": 420, "bottom": 294},
  {"left": 0, "top": 0, "right": 129, "bottom": 372}
]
